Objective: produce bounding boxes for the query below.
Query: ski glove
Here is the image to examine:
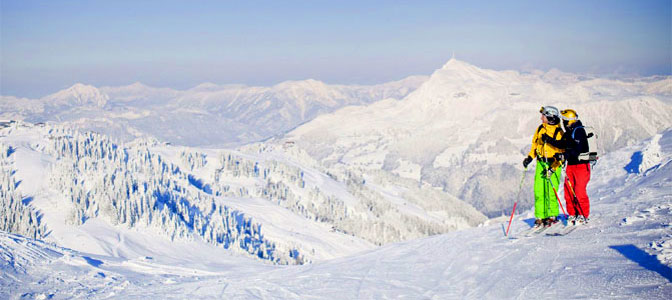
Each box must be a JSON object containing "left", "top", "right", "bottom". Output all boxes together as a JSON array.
[
  {"left": 554, "top": 153, "right": 564, "bottom": 162},
  {"left": 542, "top": 168, "right": 555, "bottom": 179},
  {"left": 522, "top": 156, "right": 533, "bottom": 168},
  {"left": 541, "top": 134, "right": 562, "bottom": 148}
]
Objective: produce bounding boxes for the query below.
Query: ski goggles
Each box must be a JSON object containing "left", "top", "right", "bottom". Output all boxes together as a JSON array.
[{"left": 539, "top": 106, "right": 560, "bottom": 118}]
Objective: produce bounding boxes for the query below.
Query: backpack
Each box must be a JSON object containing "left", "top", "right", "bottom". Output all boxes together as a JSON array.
[{"left": 572, "top": 126, "right": 599, "bottom": 164}]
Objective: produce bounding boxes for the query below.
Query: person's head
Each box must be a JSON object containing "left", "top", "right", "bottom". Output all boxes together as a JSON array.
[
  {"left": 540, "top": 106, "right": 560, "bottom": 125},
  {"left": 561, "top": 109, "right": 579, "bottom": 128}
]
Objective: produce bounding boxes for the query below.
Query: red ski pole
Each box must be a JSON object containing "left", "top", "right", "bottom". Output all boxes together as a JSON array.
[
  {"left": 546, "top": 174, "right": 568, "bottom": 219},
  {"left": 506, "top": 168, "right": 528, "bottom": 236},
  {"left": 565, "top": 177, "right": 586, "bottom": 218}
]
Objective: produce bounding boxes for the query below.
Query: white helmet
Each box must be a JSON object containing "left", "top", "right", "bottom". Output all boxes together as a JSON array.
[{"left": 540, "top": 106, "right": 561, "bottom": 125}]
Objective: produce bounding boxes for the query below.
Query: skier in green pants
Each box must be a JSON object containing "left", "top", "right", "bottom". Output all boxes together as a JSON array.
[
  {"left": 522, "top": 106, "right": 565, "bottom": 227},
  {"left": 533, "top": 159, "right": 561, "bottom": 226}
]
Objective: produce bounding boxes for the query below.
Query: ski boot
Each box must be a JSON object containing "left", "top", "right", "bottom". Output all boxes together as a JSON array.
[
  {"left": 534, "top": 219, "right": 543, "bottom": 228},
  {"left": 543, "top": 217, "right": 558, "bottom": 227}
]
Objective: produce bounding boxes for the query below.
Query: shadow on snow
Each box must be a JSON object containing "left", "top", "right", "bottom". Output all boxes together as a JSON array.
[
  {"left": 610, "top": 244, "right": 671, "bottom": 282},
  {"left": 624, "top": 151, "right": 643, "bottom": 174},
  {"left": 82, "top": 256, "right": 104, "bottom": 268}
]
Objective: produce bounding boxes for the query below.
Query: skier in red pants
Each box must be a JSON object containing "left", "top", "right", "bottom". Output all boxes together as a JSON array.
[{"left": 541, "top": 109, "right": 591, "bottom": 224}]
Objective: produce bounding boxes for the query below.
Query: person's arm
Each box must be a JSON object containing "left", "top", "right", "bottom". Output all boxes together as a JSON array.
[
  {"left": 542, "top": 134, "right": 564, "bottom": 148},
  {"left": 573, "top": 127, "right": 589, "bottom": 153}
]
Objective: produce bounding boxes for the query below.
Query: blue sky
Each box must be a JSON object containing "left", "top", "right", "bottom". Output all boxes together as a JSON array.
[{"left": 1, "top": 0, "right": 670, "bottom": 98}]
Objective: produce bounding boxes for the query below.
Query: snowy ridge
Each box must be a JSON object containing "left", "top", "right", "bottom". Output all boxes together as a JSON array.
[{"left": 1, "top": 129, "right": 671, "bottom": 299}]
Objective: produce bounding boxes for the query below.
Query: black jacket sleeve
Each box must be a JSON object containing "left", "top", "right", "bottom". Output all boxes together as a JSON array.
[{"left": 543, "top": 135, "right": 565, "bottom": 148}]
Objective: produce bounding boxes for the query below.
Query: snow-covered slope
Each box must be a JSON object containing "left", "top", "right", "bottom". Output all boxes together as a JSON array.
[
  {"left": 0, "top": 122, "right": 485, "bottom": 266},
  {"left": 2, "top": 128, "right": 671, "bottom": 299},
  {"left": 0, "top": 76, "right": 427, "bottom": 147},
  {"left": 284, "top": 59, "right": 672, "bottom": 217}
]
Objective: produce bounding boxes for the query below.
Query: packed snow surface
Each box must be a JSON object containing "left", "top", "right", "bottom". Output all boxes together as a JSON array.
[{"left": 1, "top": 129, "right": 671, "bottom": 299}]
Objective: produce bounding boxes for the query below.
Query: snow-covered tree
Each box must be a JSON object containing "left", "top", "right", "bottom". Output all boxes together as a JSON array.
[{"left": 0, "top": 143, "right": 47, "bottom": 239}]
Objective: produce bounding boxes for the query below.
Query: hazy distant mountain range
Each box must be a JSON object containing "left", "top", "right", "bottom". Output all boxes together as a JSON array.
[{"left": 0, "top": 76, "right": 427, "bottom": 147}]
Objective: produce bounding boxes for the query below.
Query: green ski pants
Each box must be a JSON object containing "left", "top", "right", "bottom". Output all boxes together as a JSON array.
[{"left": 534, "top": 160, "right": 562, "bottom": 219}]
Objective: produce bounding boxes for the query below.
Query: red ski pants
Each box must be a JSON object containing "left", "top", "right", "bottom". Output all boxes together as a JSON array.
[{"left": 564, "top": 163, "right": 591, "bottom": 218}]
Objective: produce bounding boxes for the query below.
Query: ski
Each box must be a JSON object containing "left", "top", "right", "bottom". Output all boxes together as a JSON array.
[
  {"left": 542, "top": 221, "right": 564, "bottom": 235},
  {"left": 509, "top": 218, "right": 567, "bottom": 239},
  {"left": 509, "top": 225, "right": 545, "bottom": 239},
  {"left": 547, "top": 224, "right": 579, "bottom": 236},
  {"left": 525, "top": 225, "right": 548, "bottom": 236},
  {"left": 508, "top": 227, "right": 535, "bottom": 239}
]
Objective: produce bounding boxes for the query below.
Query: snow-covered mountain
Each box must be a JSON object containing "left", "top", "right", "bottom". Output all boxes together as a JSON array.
[
  {"left": 0, "top": 76, "right": 427, "bottom": 147},
  {"left": 2, "top": 127, "right": 670, "bottom": 299},
  {"left": 283, "top": 59, "right": 672, "bottom": 217},
  {"left": 45, "top": 83, "right": 110, "bottom": 108},
  {"left": 0, "top": 122, "right": 485, "bottom": 266}
]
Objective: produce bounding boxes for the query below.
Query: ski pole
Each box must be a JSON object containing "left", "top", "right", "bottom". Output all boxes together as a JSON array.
[
  {"left": 505, "top": 168, "right": 528, "bottom": 236},
  {"left": 546, "top": 173, "right": 568, "bottom": 219},
  {"left": 565, "top": 176, "right": 586, "bottom": 218}
]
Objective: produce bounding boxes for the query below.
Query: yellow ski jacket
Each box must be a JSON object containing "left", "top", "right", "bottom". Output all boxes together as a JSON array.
[{"left": 528, "top": 123, "right": 564, "bottom": 169}]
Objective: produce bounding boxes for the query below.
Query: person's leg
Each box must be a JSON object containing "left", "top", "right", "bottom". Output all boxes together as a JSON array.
[
  {"left": 563, "top": 165, "right": 577, "bottom": 216},
  {"left": 544, "top": 165, "right": 561, "bottom": 220},
  {"left": 534, "top": 161, "right": 546, "bottom": 220},
  {"left": 573, "top": 163, "right": 591, "bottom": 218}
]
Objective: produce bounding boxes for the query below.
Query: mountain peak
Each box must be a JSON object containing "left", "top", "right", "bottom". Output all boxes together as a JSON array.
[
  {"left": 68, "top": 83, "right": 97, "bottom": 92},
  {"left": 413, "top": 59, "right": 517, "bottom": 95},
  {"left": 440, "top": 57, "right": 475, "bottom": 70},
  {"left": 46, "top": 83, "right": 109, "bottom": 107},
  {"left": 437, "top": 57, "right": 485, "bottom": 79},
  {"left": 194, "top": 82, "right": 219, "bottom": 88},
  {"left": 404, "top": 59, "right": 497, "bottom": 106},
  {"left": 127, "top": 82, "right": 150, "bottom": 89},
  {"left": 274, "top": 79, "right": 328, "bottom": 90}
]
